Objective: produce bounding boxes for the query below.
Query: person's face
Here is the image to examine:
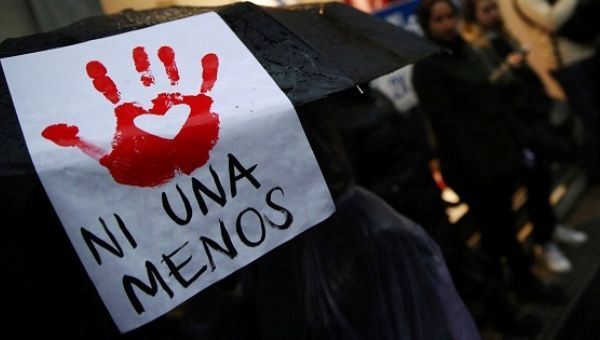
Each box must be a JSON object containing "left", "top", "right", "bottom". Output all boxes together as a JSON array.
[
  {"left": 475, "top": 0, "right": 502, "bottom": 31},
  {"left": 428, "top": 1, "right": 458, "bottom": 41}
]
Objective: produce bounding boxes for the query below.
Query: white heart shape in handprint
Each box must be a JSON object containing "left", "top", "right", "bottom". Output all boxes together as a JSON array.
[{"left": 134, "top": 105, "right": 190, "bottom": 140}]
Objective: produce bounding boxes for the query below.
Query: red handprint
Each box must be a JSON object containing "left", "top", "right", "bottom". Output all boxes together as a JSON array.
[{"left": 42, "top": 46, "right": 220, "bottom": 187}]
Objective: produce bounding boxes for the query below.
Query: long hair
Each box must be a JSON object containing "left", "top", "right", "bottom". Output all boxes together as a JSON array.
[
  {"left": 417, "top": 0, "right": 458, "bottom": 38},
  {"left": 460, "top": 0, "right": 490, "bottom": 47},
  {"left": 459, "top": 0, "right": 515, "bottom": 48}
]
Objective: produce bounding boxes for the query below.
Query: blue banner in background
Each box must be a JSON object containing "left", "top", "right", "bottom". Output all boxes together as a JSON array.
[{"left": 374, "top": 0, "right": 422, "bottom": 35}]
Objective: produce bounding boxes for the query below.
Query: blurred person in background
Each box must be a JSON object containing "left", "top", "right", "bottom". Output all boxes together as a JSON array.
[
  {"left": 460, "top": 0, "right": 587, "bottom": 274},
  {"left": 413, "top": 0, "right": 568, "bottom": 334},
  {"left": 332, "top": 86, "right": 508, "bottom": 330},
  {"left": 497, "top": 0, "right": 600, "bottom": 180}
]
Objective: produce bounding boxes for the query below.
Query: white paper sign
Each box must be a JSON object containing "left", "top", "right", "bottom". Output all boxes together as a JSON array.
[
  {"left": 1, "top": 12, "right": 334, "bottom": 333},
  {"left": 370, "top": 65, "right": 418, "bottom": 113}
]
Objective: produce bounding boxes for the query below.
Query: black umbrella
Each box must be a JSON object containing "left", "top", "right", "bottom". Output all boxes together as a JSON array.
[{"left": 0, "top": 1, "right": 436, "bottom": 179}]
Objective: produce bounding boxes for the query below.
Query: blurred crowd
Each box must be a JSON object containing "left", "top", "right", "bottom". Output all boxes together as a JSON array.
[{"left": 397, "top": 0, "right": 598, "bottom": 335}]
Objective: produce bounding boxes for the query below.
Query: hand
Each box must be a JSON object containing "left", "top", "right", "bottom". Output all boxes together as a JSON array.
[
  {"left": 42, "top": 46, "right": 220, "bottom": 188},
  {"left": 505, "top": 51, "right": 526, "bottom": 68}
]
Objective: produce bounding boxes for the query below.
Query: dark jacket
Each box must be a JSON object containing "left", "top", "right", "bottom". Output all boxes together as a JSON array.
[
  {"left": 477, "top": 35, "right": 575, "bottom": 161},
  {"left": 412, "top": 37, "right": 520, "bottom": 193}
]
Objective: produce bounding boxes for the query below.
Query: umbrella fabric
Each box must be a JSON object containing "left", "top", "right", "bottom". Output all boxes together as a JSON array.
[{"left": 265, "top": 3, "right": 435, "bottom": 86}]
